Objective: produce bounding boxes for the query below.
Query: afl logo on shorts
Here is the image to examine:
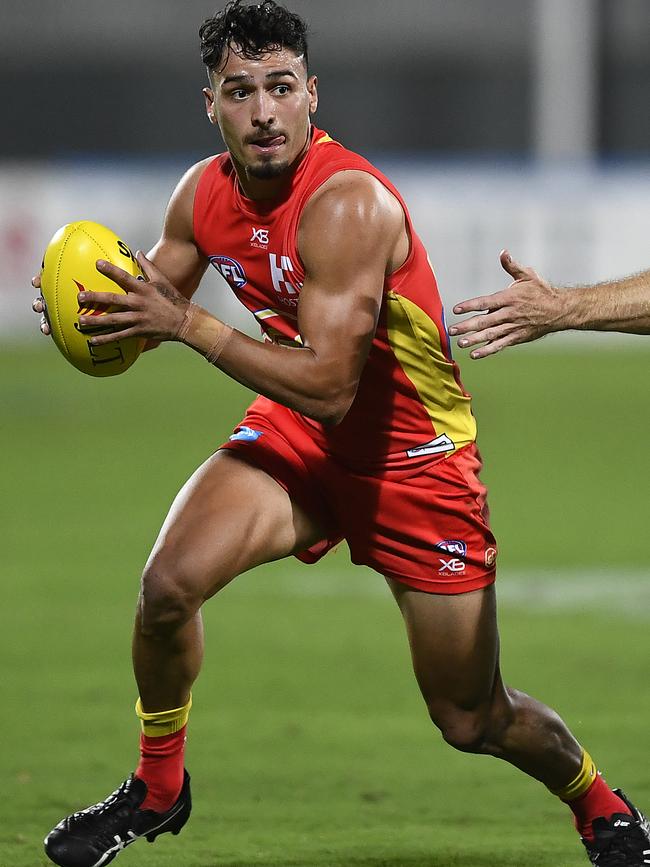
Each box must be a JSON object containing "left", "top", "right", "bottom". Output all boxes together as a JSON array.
[
  {"left": 434, "top": 539, "right": 467, "bottom": 574},
  {"left": 210, "top": 255, "right": 247, "bottom": 289},
  {"left": 435, "top": 540, "right": 467, "bottom": 558}
]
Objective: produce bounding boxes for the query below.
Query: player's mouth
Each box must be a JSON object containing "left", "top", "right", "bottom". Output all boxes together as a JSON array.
[{"left": 248, "top": 135, "right": 286, "bottom": 155}]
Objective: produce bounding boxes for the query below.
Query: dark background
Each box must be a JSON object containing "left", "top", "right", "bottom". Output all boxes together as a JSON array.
[{"left": 3, "top": 0, "right": 648, "bottom": 159}]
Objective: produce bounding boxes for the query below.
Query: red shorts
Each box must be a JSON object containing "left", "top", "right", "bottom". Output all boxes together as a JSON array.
[{"left": 220, "top": 397, "right": 497, "bottom": 594}]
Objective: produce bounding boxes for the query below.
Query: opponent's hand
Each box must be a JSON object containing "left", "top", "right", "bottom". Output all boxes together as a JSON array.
[
  {"left": 449, "top": 250, "right": 563, "bottom": 359},
  {"left": 31, "top": 272, "right": 51, "bottom": 335},
  {"left": 77, "top": 252, "right": 189, "bottom": 346}
]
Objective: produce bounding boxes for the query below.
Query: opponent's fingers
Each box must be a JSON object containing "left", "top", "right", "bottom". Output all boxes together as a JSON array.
[
  {"left": 468, "top": 329, "right": 528, "bottom": 360},
  {"left": 95, "top": 259, "right": 145, "bottom": 293},
  {"left": 449, "top": 309, "right": 510, "bottom": 336},
  {"left": 456, "top": 321, "right": 517, "bottom": 349},
  {"left": 499, "top": 249, "right": 530, "bottom": 281},
  {"left": 449, "top": 316, "right": 484, "bottom": 336},
  {"left": 453, "top": 291, "right": 507, "bottom": 316},
  {"left": 77, "top": 289, "right": 138, "bottom": 309}
]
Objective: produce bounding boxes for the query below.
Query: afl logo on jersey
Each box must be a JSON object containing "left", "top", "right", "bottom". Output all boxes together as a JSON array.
[{"left": 210, "top": 255, "right": 247, "bottom": 290}]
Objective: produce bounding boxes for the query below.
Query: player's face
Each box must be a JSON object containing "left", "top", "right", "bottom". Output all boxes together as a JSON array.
[{"left": 204, "top": 45, "right": 318, "bottom": 186}]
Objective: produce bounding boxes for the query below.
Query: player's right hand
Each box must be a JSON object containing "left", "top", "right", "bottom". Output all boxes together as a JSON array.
[
  {"left": 32, "top": 271, "right": 161, "bottom": 350},
  {"left": 31, "top": 272, "right": 51, "bottom": 335}
]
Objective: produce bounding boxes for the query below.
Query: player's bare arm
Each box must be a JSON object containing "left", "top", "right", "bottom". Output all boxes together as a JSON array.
[
  {"left": 77, "top": 171, "right": 406, "bottom": 425},
  {"left": 450, "top": 249, "right": 650, "bottom": 359},
  {"left": 146, "top": 158, "right": 212, "bottom": 297}
]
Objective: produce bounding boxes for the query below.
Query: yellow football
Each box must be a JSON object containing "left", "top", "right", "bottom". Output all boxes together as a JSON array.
[{"left": 40, "top": 221, "right": 146, "bottom": 377}]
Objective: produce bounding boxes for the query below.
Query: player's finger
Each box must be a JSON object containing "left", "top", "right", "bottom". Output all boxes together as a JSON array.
[
  {"left": 95, "top": 259, "right": 144, "bottom": 293},
  {"left": 452, "top": 292, "right": 505, "bottom": 316},
  {"left": 40, "top": 315, "right": 51, "bottom": 335},
  {"left": 33, "top": 296, "right": 44, "bottom": 313},
  {"left": 78, "top": 311, "right": 137, "bottom": 331},
  {"left": 499, "top": 249, "right": 529, "bottom": 281},
  {"left": 77, "top": 289, "right": 135, "bottom": 309},
  {"left": 32, "top": 274, "right": 42, "bottom": 289},
  {"left": 87, "top": 326, "right": 141, "bottom": 346},
  {"left": 136, "top": 250, "right": 163, "bottom": 283}
]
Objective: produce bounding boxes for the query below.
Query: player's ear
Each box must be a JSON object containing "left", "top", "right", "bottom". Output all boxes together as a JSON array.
[
  {"left": 203, "top": 87, "right": 217, "bottom": 125},
  {"left": 307, "top": 75, "right": 318, "bottom": 115}
]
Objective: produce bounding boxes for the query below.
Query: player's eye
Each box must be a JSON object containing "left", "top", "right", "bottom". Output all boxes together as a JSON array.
[
  {"left": 230, "top": 89, "right": 248, "bottom": 100},
  {"left": 274, "top": 85, "right": 291, "bottom": 96}
]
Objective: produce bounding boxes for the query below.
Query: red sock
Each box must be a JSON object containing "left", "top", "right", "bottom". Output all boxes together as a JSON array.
[
  {"left": 566, "top": 774, "right": 631, "bottom": 841},
  {"left": 135, "top": 725, "right": 186, "bottom": 812}
]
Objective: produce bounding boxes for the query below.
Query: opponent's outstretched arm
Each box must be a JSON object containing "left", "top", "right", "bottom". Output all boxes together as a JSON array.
[
  {"left": 449, "top": 250, "right": 650, "bottom": 359},
  {"left": 69, "top": 172, "right": 404, "bottom": 426}
]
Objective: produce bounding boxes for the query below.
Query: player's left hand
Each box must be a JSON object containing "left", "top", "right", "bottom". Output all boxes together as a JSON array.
[
  {"left": 77, "top": 252, "right": 189, "bottom": 345},
  {"left": 449, "top": 250, "right": 563, "bottom": 359}
]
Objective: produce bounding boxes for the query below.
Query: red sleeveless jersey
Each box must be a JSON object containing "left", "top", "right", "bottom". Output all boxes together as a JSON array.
[{"left": 193, "top": 126, "right": 477, "bottom": 473}]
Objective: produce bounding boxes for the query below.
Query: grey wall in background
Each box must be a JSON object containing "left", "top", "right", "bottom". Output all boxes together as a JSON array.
[{"left": 2, "top": 0, "right": 649, "bottom": 158}]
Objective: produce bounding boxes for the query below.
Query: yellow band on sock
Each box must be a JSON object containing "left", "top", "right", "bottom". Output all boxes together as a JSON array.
[
  {"left": 550, "top": 749, "right": 597, "bottom": 801},
  {"left": 135, "top": 694, "right": 192, "bottom": 737}
]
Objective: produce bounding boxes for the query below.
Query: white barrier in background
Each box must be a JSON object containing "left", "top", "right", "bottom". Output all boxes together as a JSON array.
[{"left": 2, "top": 159, "right": 650, "bottom": 339}]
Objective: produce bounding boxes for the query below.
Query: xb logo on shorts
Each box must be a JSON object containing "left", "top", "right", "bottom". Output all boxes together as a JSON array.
[
  {"left": 434, "top": 539, "right": 467, "bottom": 574},
  {"left": 210, "top": 255, "right": 247, "bottom": 289}
]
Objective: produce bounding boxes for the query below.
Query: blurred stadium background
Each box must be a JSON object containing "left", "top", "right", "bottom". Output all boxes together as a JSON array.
[{"left": 3, "top": 2, "right": 650, "bottom": 865}]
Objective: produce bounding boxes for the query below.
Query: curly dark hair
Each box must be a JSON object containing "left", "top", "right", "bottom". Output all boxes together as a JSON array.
[{"left": 200, "top": 1, "right": 309, "bottom": 73}]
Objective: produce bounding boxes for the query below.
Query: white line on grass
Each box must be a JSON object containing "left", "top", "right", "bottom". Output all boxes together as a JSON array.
[{"left": 231, "top": 567, "right": 650, "bottom": 618}]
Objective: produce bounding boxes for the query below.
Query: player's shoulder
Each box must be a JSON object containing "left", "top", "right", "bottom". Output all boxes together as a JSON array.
[
  {"left": 175, "top": 154, "right": 224, "bottom": 199},
  {"left": 162, "top": 155, "right": 223, "bottom": 240},
  {"left": 166, "top": 155, "right": 226, "bottom": 219},
  {"left": 303, "top": 169, "right": 403, "bottom": 229}
]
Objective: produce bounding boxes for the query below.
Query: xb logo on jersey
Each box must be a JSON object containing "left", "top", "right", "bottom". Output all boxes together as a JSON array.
[
  {"left": 434, "top": 539, "right": 467, "bottom": 574},
  {"left": 210, "top": 255, "right": 247, "bottom": 289},
  {"left": 250, "top": 227, "right": 269, "bottom": 245}
]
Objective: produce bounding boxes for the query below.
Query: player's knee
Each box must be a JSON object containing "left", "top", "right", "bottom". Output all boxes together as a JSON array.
[
  {"left": 138, "top": 557, "right": 203, "bottom": 636},
  {"left": 428, "top": 703, "right": 494, "bottom": 754}
]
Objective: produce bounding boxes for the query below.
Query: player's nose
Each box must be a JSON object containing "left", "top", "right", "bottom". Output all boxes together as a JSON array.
[{"left": 250, "top": 91, "right": 275, "bottom": 128}]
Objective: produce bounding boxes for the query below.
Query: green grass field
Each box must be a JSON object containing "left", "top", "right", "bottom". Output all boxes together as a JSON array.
[{"left": 3, "top": 339, "right": 650, "bottom": 867}]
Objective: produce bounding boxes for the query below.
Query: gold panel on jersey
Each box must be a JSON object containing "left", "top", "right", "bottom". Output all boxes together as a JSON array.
[{"left": 386, "top": 291, "right": 477, "bottom": 454}]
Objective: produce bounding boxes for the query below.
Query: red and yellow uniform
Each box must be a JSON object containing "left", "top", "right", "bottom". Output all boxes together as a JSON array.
[{"left": 193, "top": 127, "right": 496, "bottom": 593}]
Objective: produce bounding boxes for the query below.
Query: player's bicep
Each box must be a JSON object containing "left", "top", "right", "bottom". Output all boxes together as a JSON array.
[{"left": 297, "top": 177, "right": 401, "bottom": 383}]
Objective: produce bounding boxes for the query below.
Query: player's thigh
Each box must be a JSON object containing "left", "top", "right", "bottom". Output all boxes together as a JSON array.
[
  {"left": 145, "top": 450, "right": 325, "bottom": 600},
  {"left": 386, "top": 578, "right": 500, "bottom": 709}
]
